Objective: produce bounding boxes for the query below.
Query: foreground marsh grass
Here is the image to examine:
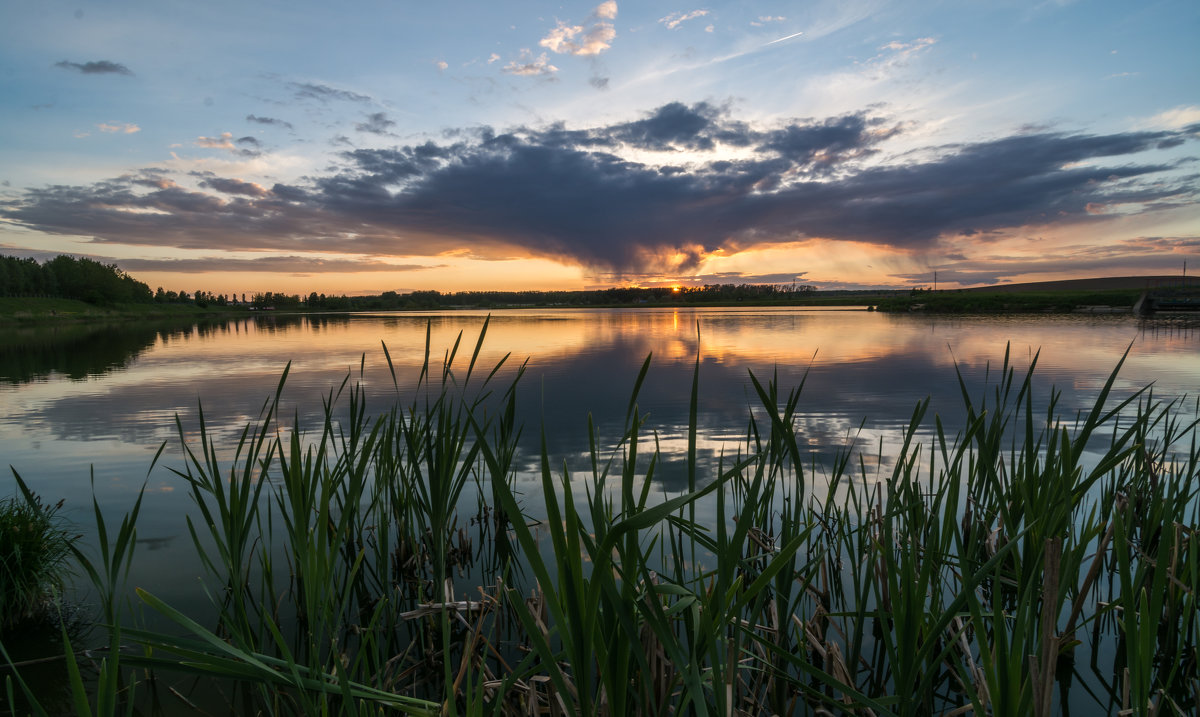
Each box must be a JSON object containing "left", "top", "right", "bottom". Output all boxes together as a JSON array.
[
  {"left": 2, "top": 319, "right": 1198, "bottom": 715},
  {"left": 0, "top": 479, "right": 74, "bottom": 632}
]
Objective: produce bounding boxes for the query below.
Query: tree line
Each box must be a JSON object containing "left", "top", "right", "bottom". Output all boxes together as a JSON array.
[
  {"left": 302, "top": 283, "right": 819, "bottom": 310},
  {"left": 2, "top": 253, "right": 820, "bottom": 310},
  {"left": 0, "top": 255, "right": 152, "bottom": 304}
]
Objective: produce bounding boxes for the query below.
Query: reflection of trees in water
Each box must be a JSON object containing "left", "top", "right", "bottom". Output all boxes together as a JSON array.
[
  {"left": 0, "top": 324, "right": 160, "bottom": 383},
  {"left": 0, "top": 315, "right": 353, "bottom": 384}
]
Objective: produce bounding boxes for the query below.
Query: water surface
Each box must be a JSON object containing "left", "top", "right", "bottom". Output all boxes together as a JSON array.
[{"left": 3, "top": 308, "right": 1198, "bottom": 610}]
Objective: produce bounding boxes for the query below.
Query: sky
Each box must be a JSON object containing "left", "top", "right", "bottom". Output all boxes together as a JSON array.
[{"left": 0, "top": 0, "right": 1197, "bottom": 294}]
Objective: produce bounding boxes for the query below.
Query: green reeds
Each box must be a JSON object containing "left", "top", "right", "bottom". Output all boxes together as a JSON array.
[
  {"left": 3, "top": 325, "right": 1198, "bottom": 716},
  {"left": 1, "top": 471, "right": 75, "bottom": 631}
]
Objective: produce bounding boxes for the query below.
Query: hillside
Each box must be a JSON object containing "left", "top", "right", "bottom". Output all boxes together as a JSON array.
[{"left": 959, "top": 275, "right": 1199, "bottom": 293}]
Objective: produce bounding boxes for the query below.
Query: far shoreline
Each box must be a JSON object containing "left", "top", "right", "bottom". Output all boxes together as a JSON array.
[{"left": 2, "top": 274, "right": 1196, "bottom": 325}]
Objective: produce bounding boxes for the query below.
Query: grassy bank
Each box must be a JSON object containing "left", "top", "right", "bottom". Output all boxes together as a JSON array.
[
  {"left": 0, "top": 297, "right": 248, "bottom": 324},
  {"left": 2, "top": 322, "right": 1197, "bottom": 715},
  {"left": 874, "top": 288, "right": 1144, "bottom": 313}
]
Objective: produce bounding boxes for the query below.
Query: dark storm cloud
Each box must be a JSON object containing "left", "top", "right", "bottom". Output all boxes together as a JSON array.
[
  {"left": 608, "top": 101, "right": 722, "bottom": 150},
  {"left": 4, "top": 104, "right": 1195, "bottom": 273},
  {"left": 338, "top": 142, "right": 456, "bottom": 183},
  {"left": 355, "top": 112, "right": 396, "bottom": 135},
  {"left": 54, "top": 60, "right": 133, "bottom": 75},
  {"left": 246, "top": 114, "right": 294, "bottom": 130},
  {"left": 587, "top": 270, "right": 812, "bottom": 286},
  {"left": 289, "top": 81, "right": 372, "bottom": 103}
]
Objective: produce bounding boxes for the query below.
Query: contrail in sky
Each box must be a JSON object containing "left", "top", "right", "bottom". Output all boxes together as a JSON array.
[{"left": 765, "top": 31, "right": 804, "bottom": 45}]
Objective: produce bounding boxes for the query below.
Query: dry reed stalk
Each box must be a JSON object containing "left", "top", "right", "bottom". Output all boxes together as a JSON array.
[
  {"left": 1034, "top": 536, "right": 1062, "bottom": 717},
  {"left": 447, "top": 587, "right": 498, "bottom": 708},
  {"left": 399, "top": 600, "right": 489, "bottom": 620},
  {"left": 725, "top": 635, "right": 736, "bottom": 717},
  {"left": 950, "top": 615, "right": 988, "bottom": 710},
  {"left": 527, "top": 675, "right": 566, "bottom": 717},
  {"left": 825, "top": 642, "right": 863, "bottom": 713}
]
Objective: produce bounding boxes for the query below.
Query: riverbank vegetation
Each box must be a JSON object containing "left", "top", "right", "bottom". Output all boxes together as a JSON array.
[
  {"left": 873, "top": 288, "right": 1145, "bottom": 313},
  {"left": 0, "top": 255, "right": 153, "bottom": 306},
  {"left": 2, "top": 323, "right": 1198, "bottom": 716}
]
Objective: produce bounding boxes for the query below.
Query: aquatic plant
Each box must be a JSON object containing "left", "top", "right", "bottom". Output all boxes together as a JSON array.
[{"left": 0, "top": 472, "right": 74, "bottom": 631}]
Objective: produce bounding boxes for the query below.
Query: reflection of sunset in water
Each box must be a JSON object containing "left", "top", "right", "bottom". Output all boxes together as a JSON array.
[
  {"left": 6, "top": 311, "right": 1197, "bottom": 436},
  {"left": 4, "top": 310, "right": 1198, "bottom": 476},
  {"left": 3, "top": 308, "right": 1197, "bottom": 619}
]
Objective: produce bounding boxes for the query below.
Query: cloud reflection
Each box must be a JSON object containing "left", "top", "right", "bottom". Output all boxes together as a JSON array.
[{"left": 4, "top": 310, "right": 1197, "bottom": 490}]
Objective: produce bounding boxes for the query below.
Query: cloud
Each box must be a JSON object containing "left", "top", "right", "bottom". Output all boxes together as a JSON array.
[
  {"left": 589, "top": 269, "right": 810, "bottom": 287},
  {"left": 199, "top": 176, "right": 270, "bottom": 197},
  {"left": 436, "top": 60, "right": 449, "bottom": 71},
  {"left": 503, "top": 50, "right": 558, "bottom": 76},
  {"left": 5, "top": 104, "right": 1195, "bottom": 277},
  {"left": 1141, "top": 105, "right": 1200, "bottom": 131},
  {"left": 54, "top": 60, "right": 133, "bottom": 76},
  {"left": 130, "top": 169, "right": 177, "bottom": 189},
  {"left": 751, "top": 16, "right": 786, "bottom": 26},
  {"left": 115, "top": 256, "right": 434, "bottom": 274},
  {"left": 97, "top": 122, "right": 140, "bottom": 134},
  {"left": 246, "top": 114, "right": 294, "bottom": 130},
  {"left": 195, "top": 132, "right": 235, "bottom": 149},
  {"left": 288, "top": 81, "right": 371, "bottom": 103},
  {"left": 659, "top": 10, "right": 709, "bottom": 30},
  {"left": 487, "top": 53, "right": 501, "bottom": 64},
  {"left": 879, "top": 37, "right": 936, "bottom": 56},
  {"left": 539, "top": 2, "right": 617, "bottom": 55},
  {"left": 1120, "top": 235, "right": 1200, "bottom": 253},
  {"left": 356, "top": 112, "right": 396, "bottom": 135}
]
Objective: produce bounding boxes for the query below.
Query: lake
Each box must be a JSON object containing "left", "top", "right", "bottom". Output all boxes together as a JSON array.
[
  {"left": 3, "top": 308, "right": 1199, "bottom": 605},
  {"left": 2, "top": 307, "right": 1199, "bottom": 713}
]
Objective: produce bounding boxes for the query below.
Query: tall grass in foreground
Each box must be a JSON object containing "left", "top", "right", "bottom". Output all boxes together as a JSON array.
[
  {"left": 0, "top": 475, "right": 74, "bottom": 631},
  {"left": 2, "top": 321, "right": 1198, "bottom": 716}
]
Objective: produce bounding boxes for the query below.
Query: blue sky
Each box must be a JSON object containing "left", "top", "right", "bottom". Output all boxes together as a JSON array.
[{"left": 1, "top": 0, "right": 1196, "bottom": 294}]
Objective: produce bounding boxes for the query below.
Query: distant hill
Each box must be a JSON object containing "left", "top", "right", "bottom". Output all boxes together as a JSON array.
[{"left": 960, "top": 275, "right": 1200, "bottom": 293}]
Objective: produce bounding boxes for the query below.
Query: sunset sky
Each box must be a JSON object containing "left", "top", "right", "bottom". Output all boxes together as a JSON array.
[{"left": 1, "top": 0, "right": 1196, "bottom": 295}]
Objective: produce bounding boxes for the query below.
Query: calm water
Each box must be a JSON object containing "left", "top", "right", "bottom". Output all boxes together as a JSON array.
[{"left": 3, "top": 307, "right": 1200, "bottom": 613}]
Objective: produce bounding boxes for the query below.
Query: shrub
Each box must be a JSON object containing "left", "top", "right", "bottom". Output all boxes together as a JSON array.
[{"left": 0, "top": 473, "right": 74, "bottom": 630}]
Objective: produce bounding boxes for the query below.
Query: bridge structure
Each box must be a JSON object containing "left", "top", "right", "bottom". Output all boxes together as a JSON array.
[{"left": 1135, "top": 278, "right": 1200, "bottom": 314}]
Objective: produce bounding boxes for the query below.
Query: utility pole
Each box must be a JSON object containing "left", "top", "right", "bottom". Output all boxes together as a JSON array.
[{"left": 934, "top": 270, "right": 938, "bottom": 292}]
